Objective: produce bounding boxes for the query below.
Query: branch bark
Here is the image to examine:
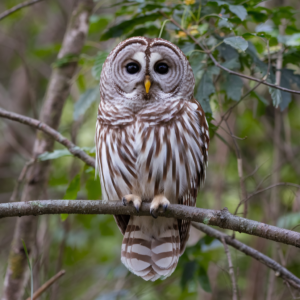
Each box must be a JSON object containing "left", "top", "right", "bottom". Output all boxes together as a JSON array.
[
  {"left": 25, "top": 270, "right": 65, "bottom": 300},
  {"left": 1, "top": 1, "right": 94, "bottom": 300},
  {"left": 0, "top": 0, "right": 44, "bottom": 21},
  {"left": 1, "top": 200, "right": 300, "bottom": 248},
  {"left": 191, "top": 222, "right": 300, "bottom": 291}
]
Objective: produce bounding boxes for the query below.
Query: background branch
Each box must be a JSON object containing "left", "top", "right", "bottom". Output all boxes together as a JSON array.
[
  {"left": 221, "top": 237, "right": 238, "bottom": 300},
  {"left": 25, "top": 270, "right": 65, "bottom": 300},
  {"left": 0, "top": 0, "right": 44, "bottom": 21},
  {"left": 192, "top": 222, "right": 300, "bottom": 291},
  {"left": 0, "top": 108, "right": 95, "bottom": 168}
]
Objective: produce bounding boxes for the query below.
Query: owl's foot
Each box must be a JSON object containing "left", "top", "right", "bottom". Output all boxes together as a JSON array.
[
  {"left": 122, "top": 194, "right": 142, "bottom": 212},
  {"left": 150, "top": 195, "right": 170, "bottom": 219}
]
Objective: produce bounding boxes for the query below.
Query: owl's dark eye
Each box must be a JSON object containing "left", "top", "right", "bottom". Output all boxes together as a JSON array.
[
  {"left": 155, "top": 63, "right": 169, "bottom": 75},
  {"left": 126, "top": 62, "right": 140, "bottom": 74}
]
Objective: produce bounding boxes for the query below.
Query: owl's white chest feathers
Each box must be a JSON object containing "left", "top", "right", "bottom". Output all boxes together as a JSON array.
[{"left": 95, "top": 99, "right": 209, "bottom": 203}]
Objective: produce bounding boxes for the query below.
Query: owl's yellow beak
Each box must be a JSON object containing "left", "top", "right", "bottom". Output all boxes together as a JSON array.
[{"left": 144, "top": 75, "right": 151, "bottom": 94}]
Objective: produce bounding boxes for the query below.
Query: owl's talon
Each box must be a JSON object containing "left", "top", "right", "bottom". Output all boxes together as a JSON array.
[
  {"left": 163, "top": 203, "right": 168, "bottom": 212},
  {"left": 122, "top": 194, "right": 142, "bottom": 212},
  {"left": 134, "top": 203, "right": 140, "bottom": 212},
  {"left": 150, "top": 195, "right": 170, "bottom": 218},
  {"left": 150, "top": 208, "right": 158, "bottom": 219}
]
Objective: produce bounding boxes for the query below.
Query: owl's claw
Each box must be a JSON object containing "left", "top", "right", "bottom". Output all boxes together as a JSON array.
[
  {"left": 150, "top": 195, "right": 170, "bottom": 219},
  {"left": 122, "top": 194, "right": 142, "bottom": 212}
]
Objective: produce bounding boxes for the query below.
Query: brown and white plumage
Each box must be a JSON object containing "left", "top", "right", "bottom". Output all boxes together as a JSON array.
[{"left": 95, "top": 37, "right": 209, "bottom": 281}]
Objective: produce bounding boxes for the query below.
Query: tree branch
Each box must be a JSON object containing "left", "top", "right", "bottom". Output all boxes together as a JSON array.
[
  {"left": 221, "top": 237, "right": 238, "bottom": 300},
  {"left": 159, "top": 11, "right": 300, "bottom": 95},
  {"left": 0, "top": 107, "right": 95, "bottom": 168},
  {"left": 25, "top": 270, "right": 65, "bottom": 300},
  {"left": 1, "top": 200, "right": 300, "bottom": 248},
  {"left": 0, "top": 0, "right": 44, "bottom": 21},
  {"left": 192, "top": 222, "right": 300, "bottom": 291}
]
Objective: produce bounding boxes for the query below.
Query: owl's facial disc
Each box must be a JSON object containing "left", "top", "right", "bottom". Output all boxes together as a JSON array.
[
  {"left": 148, "top": 46, "right": 185, "bottom": 100},
  {"left": 111, "top": 44, "right": 147, "bottom": 100},
  {"left": 104, "top": 38, "right": 195, "bottom": 106}
]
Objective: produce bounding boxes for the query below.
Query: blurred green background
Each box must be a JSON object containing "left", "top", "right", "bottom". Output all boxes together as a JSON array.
[{"left": 0, "top": 0, "right": 300, "bottom": 299}]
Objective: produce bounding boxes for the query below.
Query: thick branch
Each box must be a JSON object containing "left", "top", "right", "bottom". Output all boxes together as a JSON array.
[
  {"left": 0, "top": 0, "right": 44, "bottom": 21},
  {"left": 160, "top": 12, "right": 300, "bottom": 95},
  {"left": 1, "top": 200, "right": 300, "bottom": 248},
  {"left": 0, "top": 107, "right": 95, "bottom": 168},
  {"left": 192, "top": 222, "right": 300, "bottom": 290}
]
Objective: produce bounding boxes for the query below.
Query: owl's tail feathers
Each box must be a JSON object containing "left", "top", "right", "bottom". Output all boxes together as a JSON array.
[{"left": 121, "top": 216, "right": 180, "bottom": 281}]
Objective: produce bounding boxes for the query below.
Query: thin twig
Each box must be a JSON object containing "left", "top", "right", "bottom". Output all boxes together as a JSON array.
[
  {"left": 10, "top": 159, "right": 35, "bottom": 202},
  {"left": 224, "top": 119, "right": 248, "bottom": 218},
  {"left": 192, "top": 222, "right": 300, "bottom": 291},
  {"left": 1, "top": 201, "right": 300, "bottom": 248},
  {"left": 0, "top": 107, "right": 95, "bottom": 168},
  {"left": 25, "top": 270, "right": 65, "bottom": 300},
  {"left": 159, "top": 11, "right": 300, "bottom": 95},
  {"left": 234, "top": 182, "right": 300, "bottom": 215},
  {"left": 0, "top": 0, "right": 44, "bottom": 21},
  {"left": 221, "top": 237, "right": 238, "bottom": 300}
]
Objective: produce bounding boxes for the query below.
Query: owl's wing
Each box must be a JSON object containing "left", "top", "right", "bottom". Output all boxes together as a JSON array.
[{"left": 177, "top": 98, "right": 209, "bottom": 254}]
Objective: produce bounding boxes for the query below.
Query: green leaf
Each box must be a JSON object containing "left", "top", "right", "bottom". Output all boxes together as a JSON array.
[
  {"left": 222, "top": 58, "right": 240, "bottom": 70},
  {"left": 52, "top": 54, "right": 79, "bottom": 68},
  {"left": 60, "top": 214, "right": 69, "bottom": 222},
  {"left": 195, "top": 71, "right": 215, "bottom": 113},
  {"left": 280, "top": 73, "right": 292, "bottom": 111},
  {"left": 89, "top": 15, "right": 111, "bottom": 34},
  {"left": 100, "top": 13, "right": 161, "bottom": 41},
  {"left": 224, "top": 36, "right": 248, "bottom": 52},
  {"left": 285, "top": 33, "right": 300, "bottom": 46},
  {"left": 243, "top": 32, "right": 272, "bottom": 40},
  {"left": 181, "top": 261, "right": 197, "bottom": 289},
  {"left": 251, "top": 91, "right": 269, "bottom": 105},
  {"left": 74, "top": 87, "right": 99, "bottom": 120},
  {"left": 39, "top": 149, "right": 71, "bottom": 161},
  {"left": 86, "top": 172, "right": 101, "bottom": 200},
  {"left": 61, "top": 174, "right": 81, "bottom": 221},
  {"left": 92, "top": 52, "right": 108, "bottom": 80},
  {"left": 268, "top": 87, "right": 282, "bottom": 108},
  {"left": 209, "top": 1, "right": 247, "bottom": 21},
  {"left": 198, "top": 265, "right": 212, "bottom": 293},
  {"left": 277, "top": 212, "right": 300, "bottom": 229},
  {"left": 228, "top": 5, "right": 247, "bottom": 21},
  {"left": 64, "top": 174, "right": 81, "bottom": 200},
  {"left": 189, "top": 51, "right": 205, "bottom": 76},
  {"left": 126, "top": 25, "right": 159, "bottom": 39},
  {"left": 225, "top": 74, "right": 243, "bottom": 101}
]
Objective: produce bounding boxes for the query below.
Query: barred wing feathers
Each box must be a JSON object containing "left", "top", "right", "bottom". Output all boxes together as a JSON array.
[{"left": 95, "top": 98, "right": 209, "bottom": 281}]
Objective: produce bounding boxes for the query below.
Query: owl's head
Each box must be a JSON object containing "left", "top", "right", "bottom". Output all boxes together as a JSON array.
[{"left": 100, "top": 37, "right": 195, "bottom": 110}]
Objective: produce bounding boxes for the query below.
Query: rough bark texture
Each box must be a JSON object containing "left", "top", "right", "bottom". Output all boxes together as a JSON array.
[
  {"left": 1, "top": 1, "right": 93, "bottom": 299},
  {"left": 0, "top": 200, "right": 300, "bottom": 248}
]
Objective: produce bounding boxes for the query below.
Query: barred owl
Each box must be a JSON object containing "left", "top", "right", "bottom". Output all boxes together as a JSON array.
[{"left": 95, "top": 37, "right": 209, "bottom": 281}]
